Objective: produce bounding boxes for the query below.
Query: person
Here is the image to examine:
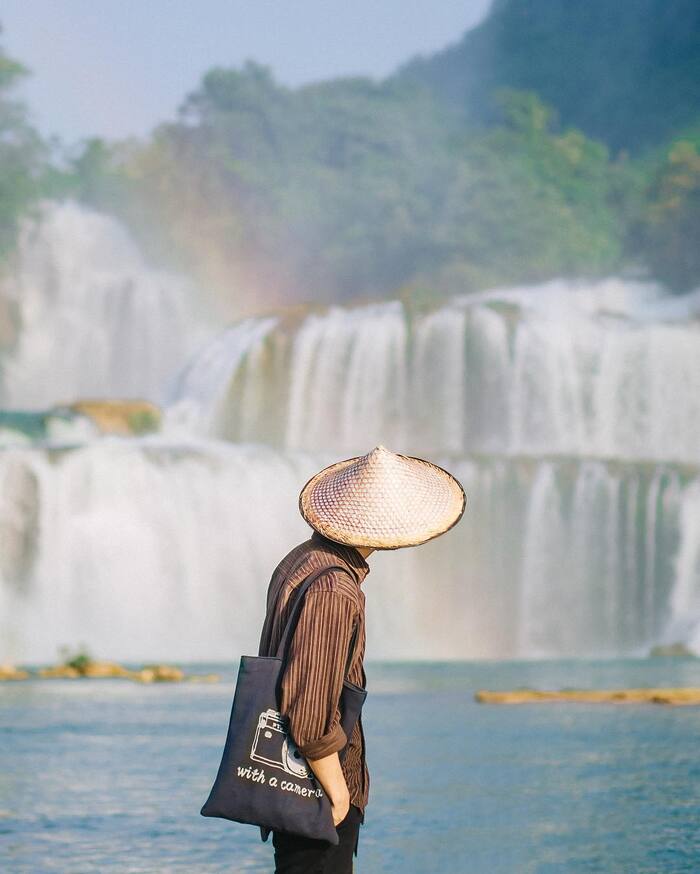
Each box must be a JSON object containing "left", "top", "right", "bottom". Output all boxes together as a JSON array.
[{"left": 257, "top": 444, "right": 466, "bottom": 874}]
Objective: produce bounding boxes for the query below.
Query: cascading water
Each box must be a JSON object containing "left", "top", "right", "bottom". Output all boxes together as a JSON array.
[
  {"left": 0, "top": 200, "right": 214, "bottom": 409},
  {"left": 163, "top": 317, "right": 279, "bottom": 438},
  {"left": 185, "top": 280, "right": 700, "bottom": 463},
  {"left": 1, "top": 200, "right": 699, "bottom": 663}
]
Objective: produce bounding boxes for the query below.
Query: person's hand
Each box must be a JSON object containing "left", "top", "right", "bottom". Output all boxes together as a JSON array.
[
  {"left": 306, "top": 751, "right": 350, "bottom": 826},
  {"left": 331, "top": 787, "right": 350, "bottom": 826}
]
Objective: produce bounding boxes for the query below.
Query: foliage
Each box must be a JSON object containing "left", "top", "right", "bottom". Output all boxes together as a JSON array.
[
  {"left": 0, "top": 10, "right": 699, "bottom": 308},
  {"left": 399, "top": 0, "right": 700, "bottom": 155},
  {"left": 126, "top": 407, "right": 160, "bottom": 435},
  {"left": 633, "top": 140, "right": 700, "bottom": 291},
  {"left": 58, "top": 645, "right": 93, "bottom": 674},
  {"left": 67, "top": 66, "right": 652, "bottom": 310},
  {"left": 0, "top": 29, "right": 46, "bottom": 261},
  {"left": 102, "top": 65, "right": 460, "bottom": 310},
  {"left": 426, "top": 89, "right": 625, "bottom": 289}
]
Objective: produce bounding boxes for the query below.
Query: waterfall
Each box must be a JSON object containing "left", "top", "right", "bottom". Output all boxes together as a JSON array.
[
  {"left": 178, "top": 278, "right": 700, "bottom": 463},
  {"left": 0, "top": 200, "right": 214, "bottom": 409},
  {"left": 0, "top": 441, "right": 317, "bottom": 662},
  {"left": 0, "top": 442, "right": 695, "bottom": 662},
  {"left": 1, "top": 200, "right": 700, "bottom": 662},
  {"left": 163, "top": 317, "right": 279, "bottom": 438}
]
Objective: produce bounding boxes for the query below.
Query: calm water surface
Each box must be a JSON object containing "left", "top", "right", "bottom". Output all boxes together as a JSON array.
[{"left": 2, "top": 659, "right": 700, "bottom": 873}]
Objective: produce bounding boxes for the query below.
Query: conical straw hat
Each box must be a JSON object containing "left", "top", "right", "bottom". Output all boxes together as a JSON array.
[{"left": 298, "top": 445, "right": 466, "bottom": 549}]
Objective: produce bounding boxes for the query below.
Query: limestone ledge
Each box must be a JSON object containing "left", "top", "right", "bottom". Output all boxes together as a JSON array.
[
  {"left": 476, "top": 688, "right": 700, "bottom": 706},
  {"left": 59, "top": 399, "right": 162, "bottom": 436}
]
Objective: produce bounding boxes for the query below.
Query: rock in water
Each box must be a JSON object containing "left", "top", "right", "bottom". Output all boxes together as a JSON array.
[
  {"left": 0, "top": 664, "right": 29, "bottom": 680},
  {"left": 648, "top": 643, "right": 696, "bottom": 658},
  {"left": 38, "top": 665, "right": 80, "bottom": 678},
  {"left": 82, "top": 661, "right": 131, "bottom": 678},
  {"left": 132, "top": 664, "right": 184, "bottom": 683},
  {"left": 475, "top": 688, "right": 700, "bottom": 705}
]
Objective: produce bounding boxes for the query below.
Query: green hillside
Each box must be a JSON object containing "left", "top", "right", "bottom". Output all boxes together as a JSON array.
[
  {"left": 399, "top": 0, "right": 700, "bottom": 155},
  {"left": 0, "top": 4, "right": 698, "bottom": 312}
]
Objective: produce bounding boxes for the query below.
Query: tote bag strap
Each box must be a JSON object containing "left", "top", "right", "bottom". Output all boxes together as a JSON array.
[
  {"left": 257, "top": 550, "right": 311, "bottom": 655},
  {"left": 344, "top": 623, "right": 359, "bottom": 678},
  {"left": 274, "top": 563, "right": 360, "bottom": 698},
  {"left": 275, "top": 563, "right": 348, "bottom": 662}
]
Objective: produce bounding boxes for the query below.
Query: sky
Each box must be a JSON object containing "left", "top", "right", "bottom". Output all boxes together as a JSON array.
[{"left": 2, "top": 1, "right": 491, "bottom": 145}]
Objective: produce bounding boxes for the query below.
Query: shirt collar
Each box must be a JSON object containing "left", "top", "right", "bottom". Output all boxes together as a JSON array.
[{"left": 309, "top": 529, "right": 370, "bottom": 584}]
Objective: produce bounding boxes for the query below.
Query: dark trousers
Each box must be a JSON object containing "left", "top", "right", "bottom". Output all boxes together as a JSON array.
[{"left": 272, "top": 805, "right": 363, "bottom": 873}]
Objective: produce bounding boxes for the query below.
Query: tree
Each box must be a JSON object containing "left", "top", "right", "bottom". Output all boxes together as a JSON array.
[
  {"left": 430, "top": 90, "right": 623, "bottom": 291},
  {"left": 637, "top": 140, "right": 700, "bottom": 292},
  {"left": 0, "top": 28, "right": 46, "bottom": 258}
]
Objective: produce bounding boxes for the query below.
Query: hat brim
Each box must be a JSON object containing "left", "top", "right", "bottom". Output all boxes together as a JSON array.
[{"left": 298, "top": 452, "right": 467, "bottom": 549}]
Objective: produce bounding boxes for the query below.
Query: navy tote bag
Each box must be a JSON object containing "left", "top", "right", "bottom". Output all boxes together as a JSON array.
[{"left": 200, "top": 564, "right": 366, "bottom": 845}]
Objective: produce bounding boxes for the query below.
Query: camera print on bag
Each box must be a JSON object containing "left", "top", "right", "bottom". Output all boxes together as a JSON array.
[
  {"left": 251, "top": 709, "right": 310, "bottom": 778},
  {"left": 232, "top": 708, "right": 325, "bottom": 800}
]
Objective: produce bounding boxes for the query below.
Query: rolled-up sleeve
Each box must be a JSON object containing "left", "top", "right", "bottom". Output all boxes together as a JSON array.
[{"left": 279, "top": 585, "right": 357, "bottom": 760}]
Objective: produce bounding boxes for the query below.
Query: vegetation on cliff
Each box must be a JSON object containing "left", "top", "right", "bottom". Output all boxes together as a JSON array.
[
  {"left": 399, "top": 0, "right": 700, "bottom": 155},
  {"left": 0, "top": 3, "right": 698, "bottom": 311},
  {"left": 0, "top": 29, "right": 46, "bottom": 261}
]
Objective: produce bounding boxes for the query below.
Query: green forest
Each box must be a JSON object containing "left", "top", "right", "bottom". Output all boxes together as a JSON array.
[{"left": 0, "top": 0, "right": 698, "bottom": 315}]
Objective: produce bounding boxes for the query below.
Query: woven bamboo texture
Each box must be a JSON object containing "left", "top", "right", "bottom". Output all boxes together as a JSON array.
[{"left": 298, "top": 445, "right": 466, "bottom": 549}]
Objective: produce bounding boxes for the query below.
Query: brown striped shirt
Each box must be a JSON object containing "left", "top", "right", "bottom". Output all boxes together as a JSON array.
[{"left": 257, "top": 529, "right": 370, "bottom": 812}]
